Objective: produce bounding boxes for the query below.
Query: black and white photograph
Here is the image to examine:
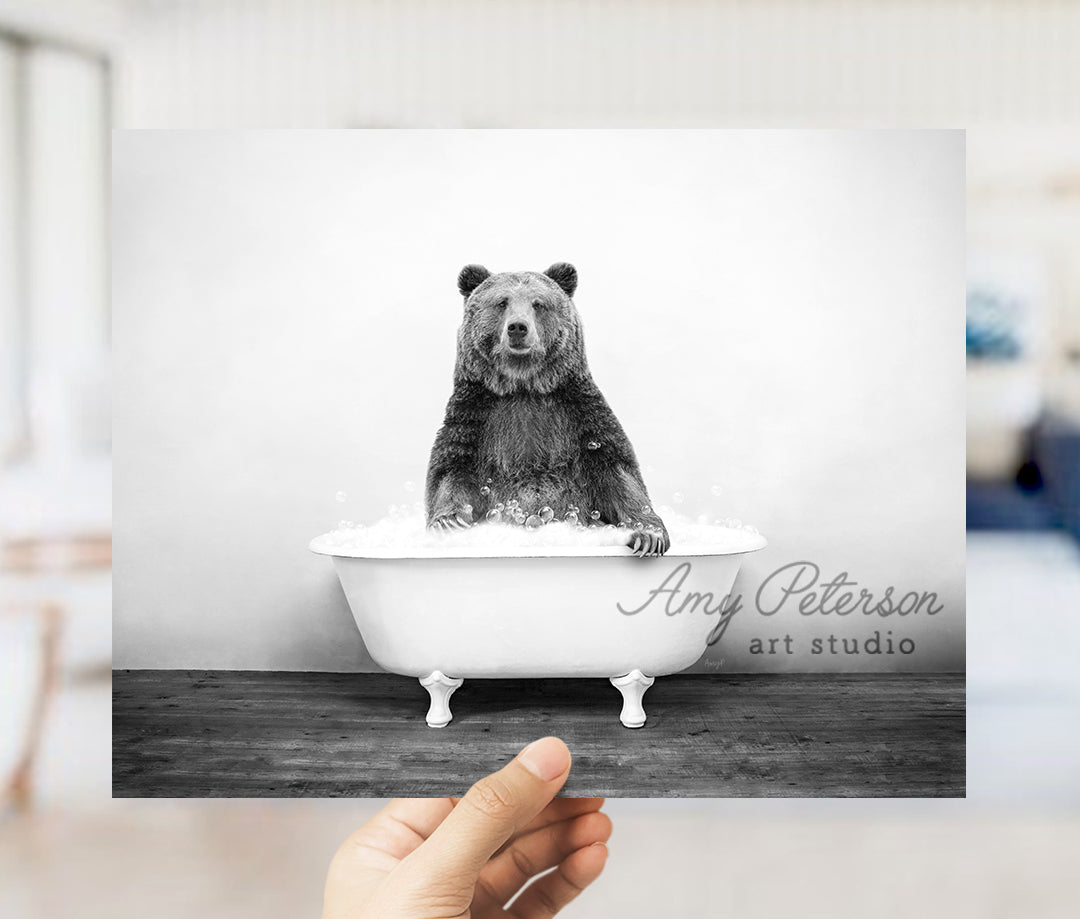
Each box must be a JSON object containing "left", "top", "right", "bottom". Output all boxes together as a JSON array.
[
  {"left": 6, "top": 2, "right": 1080, "bottom": 918},
  {"left": 110, "top": 129, "right": 965, "bottom": 797}
]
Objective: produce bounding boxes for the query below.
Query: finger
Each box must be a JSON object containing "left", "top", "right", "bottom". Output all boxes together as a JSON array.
[
  {"left": 509, "top": 842, "right": 609, "bottom": 919},
  {"left": 498, "top": 797, "right": 605, "bottom": 851},
  {"left": 399, "top": 737, "right": 571, "bottom": 882},
  {"left": 477, "top": 811, "right": 612, "bottom": 907}
]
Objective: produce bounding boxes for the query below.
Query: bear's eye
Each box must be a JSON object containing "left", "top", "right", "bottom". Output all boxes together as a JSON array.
[
  {"left": 494, "top": 297, "right": 508, "bottom": 311},
  {"left": 532, "top": 299, "right": 544, "bottom": 310}
]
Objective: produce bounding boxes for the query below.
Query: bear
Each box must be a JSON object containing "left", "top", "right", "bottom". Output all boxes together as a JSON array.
[{"left": 425, "top": 262, "right": 669, "bottom": 557}]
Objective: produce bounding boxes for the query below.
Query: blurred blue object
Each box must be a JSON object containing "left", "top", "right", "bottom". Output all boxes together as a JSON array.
[
  {"left": 966, "top": 287, "right": 1024, "bottom": 360},
  {"left": 1035, "top": 414, "right": 1080, "bottom": 542},
  {"left": 966, "top": 480, "right": 1057, "bottom": 530},
  {"left": 968, "top": 415, "right": 1080, "bottom": 541}
]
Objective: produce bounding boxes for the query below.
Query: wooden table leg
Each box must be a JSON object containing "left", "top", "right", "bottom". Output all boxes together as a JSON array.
[{"left": 4, "top": 602, "right": 63, "bottom": 812}]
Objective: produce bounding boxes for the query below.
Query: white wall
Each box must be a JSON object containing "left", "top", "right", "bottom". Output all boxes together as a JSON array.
[
  {"left": 113, "top": 130, "right": 965, "bottom": 672},
  {"left": 0, "top": 37, "right": 21, "bottom": 457},
  {"left": 968, "top": 128, "right": 1080, "bottom": 421},
  {"left": 114, "top": 0, "right": 1080, "bottom": 129},
  {"left": 23, "top": 45, "right": 111, "bottom": 460}
]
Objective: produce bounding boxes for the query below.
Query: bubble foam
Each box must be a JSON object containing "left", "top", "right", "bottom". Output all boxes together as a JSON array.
[{"left": 310, "top": 511, "right": 763, "bottom": 556}]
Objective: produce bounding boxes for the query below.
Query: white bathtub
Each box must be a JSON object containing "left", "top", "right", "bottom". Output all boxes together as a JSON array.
[{"left": 311, "top": 533, "right": 766, "bottom": 727}]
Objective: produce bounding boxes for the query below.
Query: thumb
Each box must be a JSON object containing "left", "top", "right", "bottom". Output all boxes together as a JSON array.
[{"left": 401, "top": 737, "right": 571, "bottom": 883}]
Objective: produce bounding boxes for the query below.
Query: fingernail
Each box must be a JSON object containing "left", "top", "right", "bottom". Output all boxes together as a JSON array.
[{"left": 516, "top": 737, "right": 569, "bottom": 781}]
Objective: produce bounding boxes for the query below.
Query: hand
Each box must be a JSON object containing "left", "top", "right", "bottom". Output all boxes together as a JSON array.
[{"left": 323, "top": 737, "right": 611, "bottom": 919}]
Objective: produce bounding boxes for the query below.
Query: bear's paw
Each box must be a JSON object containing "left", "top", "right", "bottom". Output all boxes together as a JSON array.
[{"left": 627, "top": 527, "right": 670, "bottom": 558}]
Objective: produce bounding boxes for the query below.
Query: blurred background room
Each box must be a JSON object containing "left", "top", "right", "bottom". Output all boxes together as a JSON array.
[
  {"left": 966, "top": 128, "right": 1080, "bottom": 804},
  {"left": 2, "top": 1, "right": 1080, "bottom": 917}
]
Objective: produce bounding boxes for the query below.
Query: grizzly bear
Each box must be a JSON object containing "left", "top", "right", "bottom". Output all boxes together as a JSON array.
[{"left": 425, "top": 262, "right": 669, "bottom": 557}]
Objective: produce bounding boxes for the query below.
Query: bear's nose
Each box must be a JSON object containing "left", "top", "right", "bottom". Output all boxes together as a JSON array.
[{"left": 507, "top": 321, "right": 530, "bottom": 339}]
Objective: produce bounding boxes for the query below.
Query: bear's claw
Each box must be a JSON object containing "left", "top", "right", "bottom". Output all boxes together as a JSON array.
[
  {"left": 430, "top": 512, "right": 474, "bottom": 531},
  {"left": 628, "top": 529, "right": 670, "bottom": 558}
]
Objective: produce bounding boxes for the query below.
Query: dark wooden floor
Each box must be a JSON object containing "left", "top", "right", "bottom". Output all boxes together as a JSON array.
[{"left": 112, "top": 670, "right": 964, "bottom": 798}]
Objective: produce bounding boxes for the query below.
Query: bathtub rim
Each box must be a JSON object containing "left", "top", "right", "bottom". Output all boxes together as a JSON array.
[{"left": 309, "top": 531, "right": 767, "bottom": 559}]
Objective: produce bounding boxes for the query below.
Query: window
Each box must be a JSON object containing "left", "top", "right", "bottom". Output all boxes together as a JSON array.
[{"left": 0, "top": 25, "right": 110, "bottom": 465}]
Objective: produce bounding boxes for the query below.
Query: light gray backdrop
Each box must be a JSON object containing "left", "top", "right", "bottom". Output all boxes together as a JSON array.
[{"left": 113, "top": 130, "right": 965, "bottom": 672}]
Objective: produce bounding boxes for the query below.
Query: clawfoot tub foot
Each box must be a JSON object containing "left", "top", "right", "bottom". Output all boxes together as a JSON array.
[
  {"left": 609, "top": 670, "right": 655, "bottom": 728},
  {"left": 420, "top": 670, "right": 464, "bottom": 727}
]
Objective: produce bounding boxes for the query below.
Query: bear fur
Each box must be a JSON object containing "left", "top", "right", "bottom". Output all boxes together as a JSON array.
[{"left": 425, "top": 262, "right": 669, "bottom": 557}]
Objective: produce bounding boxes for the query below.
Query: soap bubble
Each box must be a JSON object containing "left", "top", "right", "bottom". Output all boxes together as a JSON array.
[
  {"left": 587, "top": 441, "right": 601, "bottom": 450},
  {"left": 463, "top": 504, "right": 473, "bottom": 515},
  {"left": 403, "top": 481, "right": 415, "bottom": 492},
  {"left": 495, "top": 502, "right": 505, "bottom": 512},
  {"left": 641, "top": 504, "right": 652, "bottom": 514},
  {"left": 566, "top": 511, "right": 580, "bottom": 525},
  {"left": 311, "top": 507, "right": 765, "bottom": 555},
  {"left": 480, "top": 485, "right": 491, "bottom": 496},
  {"left": 673, "top": 492, "right": 685, "bottom": 504},
  {"left": 335, "top": 491, "right": 348, "bottom": 503},
  {"left": 540, "top": 506, "right": 554, "bottom": 522},
  {"left": 590, "top": 510, "right": 601, "bottom": 520}
]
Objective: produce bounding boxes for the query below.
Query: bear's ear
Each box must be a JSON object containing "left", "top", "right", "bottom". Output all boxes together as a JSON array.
[
  {"left": 457, "top": 264, "right": 491, "bottom": 298},
  {"left": 544, "top": 262, "right": 578, "bottom": 297}
]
